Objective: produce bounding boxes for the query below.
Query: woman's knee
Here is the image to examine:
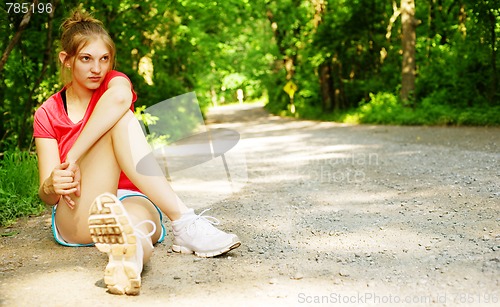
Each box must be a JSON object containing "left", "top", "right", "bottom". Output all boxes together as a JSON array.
[{"left": 110, "top": 110, "right": 140, "bottom": 139}]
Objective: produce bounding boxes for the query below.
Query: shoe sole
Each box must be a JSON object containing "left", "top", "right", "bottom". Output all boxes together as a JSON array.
[
  {"left": 88, "top": 193, "right": 141, "bottom": 295},
  {"left": 172, "top": 237, "right": 242, "bottom": 258}
]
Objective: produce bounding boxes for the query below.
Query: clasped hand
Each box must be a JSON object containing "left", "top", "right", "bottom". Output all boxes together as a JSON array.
[{"left": 50, "top": 161, "right": 81, "bottom": 209}]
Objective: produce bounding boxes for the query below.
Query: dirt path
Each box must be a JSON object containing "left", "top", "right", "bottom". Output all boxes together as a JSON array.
[{"left": 1, "top": 103, "right": 499, "bottom": 306}]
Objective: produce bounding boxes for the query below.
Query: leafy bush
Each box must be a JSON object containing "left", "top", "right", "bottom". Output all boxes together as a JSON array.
[
  {"left": 284, "top": 91, "right": 500, "bottom": 126},
  {"left": 350, "top": 92, "right": 500, "bottom": 126},
  {"left": 0, "top": 151, "right": 45, "bottom": 227},
  {"left": 357, "top": 92, "right": 404, "bottom": 124}
]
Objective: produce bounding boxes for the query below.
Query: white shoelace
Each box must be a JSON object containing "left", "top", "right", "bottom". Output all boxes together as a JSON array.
[
  {"left": 134, "top": 220, "right": 157, "bottom": 247},
  {"left": 184, "top": 209, "right": 221, "bottom": 236}
]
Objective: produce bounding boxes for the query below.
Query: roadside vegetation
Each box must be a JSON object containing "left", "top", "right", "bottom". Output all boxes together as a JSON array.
[{"left": 0, "top": 151, "right": 43, "bottom": 227}]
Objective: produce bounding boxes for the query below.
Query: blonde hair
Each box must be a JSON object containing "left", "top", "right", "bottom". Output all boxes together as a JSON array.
[{"left": 59, "top": 9, "right": 116, "bottom": 84}]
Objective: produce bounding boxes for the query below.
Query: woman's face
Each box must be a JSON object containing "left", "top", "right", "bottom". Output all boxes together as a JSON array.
[{"left": 70, "top": 38, "right": 111, "bottom": 91}]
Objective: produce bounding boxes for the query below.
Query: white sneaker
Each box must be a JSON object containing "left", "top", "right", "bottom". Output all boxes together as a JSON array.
[
  {"left": 88, "top": 193, "right": 155, "bottom": 295},
  {"left": 171, "top": 209, "right": 241, "bottom": 258}
]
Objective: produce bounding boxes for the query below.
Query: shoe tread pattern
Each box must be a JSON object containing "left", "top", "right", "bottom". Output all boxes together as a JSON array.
[{"left": 88, "top": 194, "right": 140, "bottom": 295}]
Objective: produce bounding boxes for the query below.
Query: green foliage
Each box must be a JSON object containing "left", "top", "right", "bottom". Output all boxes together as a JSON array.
[
  {"left": 0, "top": 151, "right": 45, "bottom": 227},
  {"left": 263, "top": 0, "right": 498, "bottom": 124},
  {"left": 280, "top": 91, "right": 500, "bottom": 126},
  {"left": 336, "top": 92, "right": 500, "bottom": 126},
  {"left": 415, "top": 24, "right": 497, "bottom": 107}
]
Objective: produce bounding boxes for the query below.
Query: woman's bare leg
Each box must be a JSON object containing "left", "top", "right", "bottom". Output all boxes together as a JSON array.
[
  {"left": 55, "top": 110, "right": 184, "bottom": 243},
  {"left": 122, "top": 196, "right": 162, "bottom": 262},
  {"left": 108, "top": 110, "right": 240, "bottom": 257},
  {"left": 57, "top": 108, "right": 239, "bottom": 258},
  {"left": 53, "top": 122, "right": 163, "bottom": 295},
  {"left": 53, "top": 113, "right": 163, "bottom": 258},
  {"left": 109, "top": 110, "right": 190, "bottom": 221},
  {"left": 54, "top": 131, "right": 121, "bottom": 244}
]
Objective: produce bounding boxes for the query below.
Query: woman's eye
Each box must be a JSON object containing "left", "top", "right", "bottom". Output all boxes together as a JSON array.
[
  {"left": 101, "top": 56, "right": 109, "bottom": 62},
  {"left": 81, "top": 56, "right": 90, "bottom": 62}
]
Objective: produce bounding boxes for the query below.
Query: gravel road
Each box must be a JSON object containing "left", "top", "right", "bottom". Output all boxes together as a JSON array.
[{"left": 1, "top": 103, "right": 499, "bottom": 306}]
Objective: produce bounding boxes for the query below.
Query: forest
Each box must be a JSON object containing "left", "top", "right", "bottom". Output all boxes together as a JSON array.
[
  {"left": 0, "top": 0, "right": 499, "bottom": 225},
  {"left": 1, "top": 0, "right": 499, "bottom": 153}
]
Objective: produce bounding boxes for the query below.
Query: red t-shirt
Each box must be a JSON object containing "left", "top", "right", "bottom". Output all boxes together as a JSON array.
[{"left": 33, "top": 70, "right": 139, "bottom": 192}]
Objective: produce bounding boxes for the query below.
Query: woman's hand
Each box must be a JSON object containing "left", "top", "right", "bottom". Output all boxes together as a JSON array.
[{"left": 44, "top": 162, "right": 81, "bottom": 209}]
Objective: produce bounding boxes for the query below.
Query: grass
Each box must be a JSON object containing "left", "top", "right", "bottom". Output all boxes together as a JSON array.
[
  {"left": 0, "top": 150, "right": 45, "bottom": 227},
  {"left": 272, "top": 92, "right": 500, "bottom": 126}
]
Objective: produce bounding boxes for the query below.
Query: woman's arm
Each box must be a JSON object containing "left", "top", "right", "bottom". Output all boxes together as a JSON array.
[
  {"left": 36, "top": 138, "right": 80, "bottom": 208},
  {"left": 65, "top": 76, "right": 133, "bottom": 164}
]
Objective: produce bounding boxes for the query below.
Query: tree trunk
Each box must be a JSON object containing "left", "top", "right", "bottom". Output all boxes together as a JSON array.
[
  {"left": 335, "top": 61, "right": 346, "bottom": 110},
  {"left": 386, "top": 1, "right": 401, "bottom": 41},
  {"left": 400, "top": 0, "right": 417, "bottom": 104},
  {"left": 319, "top": 63, "right": 334, "bottom": 112},
  {"left": 458, "top": 2, "right": 467, "bottom": 37},
  {"left": 0, "top": 0, "right": 37, "bottom": 74},
  {"left": 426, "top": 0, "right": 436, "bottom": 60},
  {"left": 488, "top": 10, "right": 497, "bottom": 104}
]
